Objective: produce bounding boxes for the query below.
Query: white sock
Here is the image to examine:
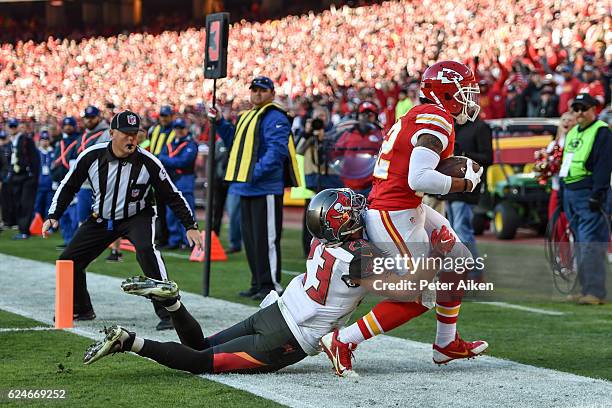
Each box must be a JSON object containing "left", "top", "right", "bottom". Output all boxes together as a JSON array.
[
  {"left": 338, "top": 323, "right": 366, "bottom": 345},
  {"left": 165, "top": 300, "right": 181, "bottom": 312},
  {"left": 435, "top": 322, "right": 456, "bottom": 347},
  {"left": 131, "top": 337, "right": 144, "bottom": 353}
]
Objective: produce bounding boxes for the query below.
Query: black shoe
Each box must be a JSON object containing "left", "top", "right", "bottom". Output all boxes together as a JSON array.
[
  {"left": 227, "top": 247, "right": 241, "bottom": 254},
  {"left": 105, "top": 249, "right": 124, "bottom": 263},
  {"left": 251, "top": 289, "right": 272, "bottom": 301},
  {"left": 156, "top": 318, "right": 173, "bottom": 331},
  {"left": 74, "top": 310, "right": 96, "bottom": 321},
  {"left": 239, "top": 287, "right": 258, "bottom": 297}
]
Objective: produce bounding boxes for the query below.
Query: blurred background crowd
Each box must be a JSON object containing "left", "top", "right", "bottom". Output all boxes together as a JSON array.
[{"left": 0, "top": 0, "right": 610, "bottom": 133}]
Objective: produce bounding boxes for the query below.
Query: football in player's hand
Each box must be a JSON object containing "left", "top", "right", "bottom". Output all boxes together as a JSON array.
[{"left": 436, "top": 156, "right": 481, "bottom": 178}]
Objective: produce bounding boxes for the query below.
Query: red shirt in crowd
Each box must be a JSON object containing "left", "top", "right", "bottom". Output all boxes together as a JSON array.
[
  {"left": 579, "top": 80, "right": 606, "bottom": 114},
  {"left": 479, "top": 90, "right": 506, "bottom": 119},
  {"left": 558, "top": 77, "right": 584, "bottom": 114}
]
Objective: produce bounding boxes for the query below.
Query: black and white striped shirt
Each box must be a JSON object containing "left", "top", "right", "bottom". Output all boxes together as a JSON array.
[{"left": 48, "top": 142, "right": 196, "bottom": 229}]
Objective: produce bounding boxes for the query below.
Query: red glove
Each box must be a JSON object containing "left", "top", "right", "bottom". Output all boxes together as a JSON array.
[{"left": 430, "top": 225, "right": 456, "bottom": 256}]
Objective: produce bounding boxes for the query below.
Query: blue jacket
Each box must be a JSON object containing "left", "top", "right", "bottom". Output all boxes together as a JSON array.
[
  {"left": 158, "top": 134, "right": 198, "bottom": 193},
  {"left": 38, "top": 147, "right": 55, "bottom": 191},
  {"left": 51, "top": 132, "right": 80, "bottom": 183},
  {"left": 216, "top": 109, "right": 291, "bottom": 196}
]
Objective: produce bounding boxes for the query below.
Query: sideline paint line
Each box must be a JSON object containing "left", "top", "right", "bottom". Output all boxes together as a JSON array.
[
  {"left": 0, "top": 326, "right": 55, "bottom": 332},
  {"left": 161, "top": 254, "right": 301, "bottom": 277},
  {"left": 476, "top": 301, "right": 566, "bottom": 316},
  {"left": 0, "top": 254, "right": 610, "bottom": 408}
]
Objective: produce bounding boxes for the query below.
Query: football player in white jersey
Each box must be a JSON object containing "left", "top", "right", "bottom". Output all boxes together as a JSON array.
[{"left": 83, "top": 188, "right": 455, "bottom": 375}]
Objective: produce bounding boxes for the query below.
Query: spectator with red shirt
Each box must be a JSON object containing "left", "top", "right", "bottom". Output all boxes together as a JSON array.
[
  {"left": 557, "top": 65, "right": 584, "bottom": 115},
  {"left": 478, "top": 79, "right": 505, "bottom": 120},
  {"left": 579, "top": 65, "right": 606, "bottom": 114}
]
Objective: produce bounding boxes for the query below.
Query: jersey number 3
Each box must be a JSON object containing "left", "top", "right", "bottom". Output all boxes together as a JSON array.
[{"left": 305, "top": 242, "right": 335, "bottom": 305}]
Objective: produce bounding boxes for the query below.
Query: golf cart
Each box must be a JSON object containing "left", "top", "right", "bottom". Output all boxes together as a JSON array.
[{"left": 473, "top": 118, "right": 559, "bottom": 239}]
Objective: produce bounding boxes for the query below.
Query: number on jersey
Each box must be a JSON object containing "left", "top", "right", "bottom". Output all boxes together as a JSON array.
[
  {"left": 373, "top": 120, "right": 402, "bottom": 179},
  {"left": 304, "top": 242, "right": 336, "bottom": 305}
]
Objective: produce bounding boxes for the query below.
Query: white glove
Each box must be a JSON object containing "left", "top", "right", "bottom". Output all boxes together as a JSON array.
[{"left": 464, "top": 158, "right": 483, "bottom": 192}]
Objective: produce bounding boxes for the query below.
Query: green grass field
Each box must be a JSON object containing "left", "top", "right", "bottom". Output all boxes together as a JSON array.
[
  {"left": 1, "top": 226, "right": 611, "bottom": 407},
  {"left": 0, "top": 310, "right": 280, "bottom": 407}
]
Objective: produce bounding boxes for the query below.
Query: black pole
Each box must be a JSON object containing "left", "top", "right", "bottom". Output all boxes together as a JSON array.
[{"left": 203, "top": 78, "right": 217, "bottom": 297}]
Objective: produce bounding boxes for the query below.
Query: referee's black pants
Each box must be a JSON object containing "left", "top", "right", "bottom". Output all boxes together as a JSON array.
[
  {"left": 59, "top": 207, "right": 170, "bottom": 320},
  {"left": 240, "top": 194, "right": 283, "bottom": 293}
]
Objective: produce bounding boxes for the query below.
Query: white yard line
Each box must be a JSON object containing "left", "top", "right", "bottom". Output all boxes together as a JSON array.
[
  {"left": 0, "top": 254, "right": 609, "bottom": 408},
  {"left": 159, "top": 252, "right": 190, "bottom": 260},
  {"left": 162, "top": 256, "right": 300, "bottom": 277},
  {"left": 0, "top": 326, "right": 55, "bottom": 332},
  {"left": 476, "top": 301, "right": 567, "bottom": 316}
]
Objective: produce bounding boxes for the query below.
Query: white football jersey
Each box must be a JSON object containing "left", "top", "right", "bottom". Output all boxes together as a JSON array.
[{"left": 278, "top": 238, "right": 377, "bottom": 355}]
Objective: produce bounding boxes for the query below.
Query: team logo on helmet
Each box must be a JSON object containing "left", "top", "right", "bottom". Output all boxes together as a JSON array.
[
  {"left": 436, "top": 68, "right": 464, "bottom": 84},
  {"left": 323, "top": 192, "right": 353, "bottom": 241}
]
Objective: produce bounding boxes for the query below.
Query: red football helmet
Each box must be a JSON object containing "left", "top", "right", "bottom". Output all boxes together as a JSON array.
[{"left": 420, "top": 60, "right": 480, "bottom": 124}]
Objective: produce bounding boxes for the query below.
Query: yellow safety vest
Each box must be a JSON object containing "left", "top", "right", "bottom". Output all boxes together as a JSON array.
[
  {"left": 149, "top": 124, "right": 176, "bottom": 156},
  {"left": 225, "top": 102, "right": 301, "bottom": 187}
]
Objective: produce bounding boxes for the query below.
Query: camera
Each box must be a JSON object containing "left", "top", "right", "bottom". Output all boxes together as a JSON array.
[{"left": 312, "top": 118, "right": 324, "bottom": 131}]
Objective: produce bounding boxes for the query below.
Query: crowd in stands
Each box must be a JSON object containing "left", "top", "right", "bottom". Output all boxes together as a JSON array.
[{"left": 0, "top": 0, "right": 610, "bottom": 133}]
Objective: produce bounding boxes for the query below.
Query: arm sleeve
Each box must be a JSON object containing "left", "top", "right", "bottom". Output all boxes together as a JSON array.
[
  {"left": 408, "top": 146, "right": 452, "bottom": 194},
  {"left": 216, "top": 118, "right": 236, "bottom": 147},
  {"left": 146, "top": 156, "right": 197, "bottom": 229},
  {"left": 47, "top": 151, "right": 91, "bottom": 219},
  {"left": 157, "top": 144, "right": 172, "bottom": 168},
  {"left": 251, "top": 112, "right": 290, "bottom": 182},
  {"left": 589, "top": 127, "right": 612, "bottom": 197}
]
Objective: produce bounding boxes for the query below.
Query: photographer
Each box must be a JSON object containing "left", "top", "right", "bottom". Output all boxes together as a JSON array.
[
  {"left": 296, "top": 106, "right": 343, "bottom": 255},
  {"left": 333, "top": 101, "right": 384, "bottom": 196}
]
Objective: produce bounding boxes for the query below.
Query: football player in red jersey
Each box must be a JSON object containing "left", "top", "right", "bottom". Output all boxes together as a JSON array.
[
  {"left": 83, "top": 188, "right": 454, "bottom": 376},
  {"left": 321, "top": 61, "right": 488, "bottom": 377}
]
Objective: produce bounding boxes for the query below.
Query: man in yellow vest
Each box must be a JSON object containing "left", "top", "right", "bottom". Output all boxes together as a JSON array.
[
  {"left": 147, "top": 105, "right": 176, "bottom": 246},
  {"left": 210, "top": 76, "right": 300, "bottom": 300},
  {"left": 559, "top": 93, "right": 611, "bottom": 305}
]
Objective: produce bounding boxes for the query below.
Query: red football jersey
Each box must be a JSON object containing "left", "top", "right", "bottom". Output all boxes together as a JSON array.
[{"left": 368, "top": 103, "right": 455, "bottom": 210}]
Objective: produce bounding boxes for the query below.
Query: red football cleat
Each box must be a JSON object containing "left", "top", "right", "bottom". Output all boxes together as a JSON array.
[
  {"left": 320, "top": 329, "right": 358, "bottom": 377},
  {"left": 432, "top": 332, "right": 488, "bottom": 365}
]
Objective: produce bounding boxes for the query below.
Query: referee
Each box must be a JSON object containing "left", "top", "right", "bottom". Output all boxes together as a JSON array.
[{"left": 43, "top": 110, "right": 202, "bottom": 330}]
